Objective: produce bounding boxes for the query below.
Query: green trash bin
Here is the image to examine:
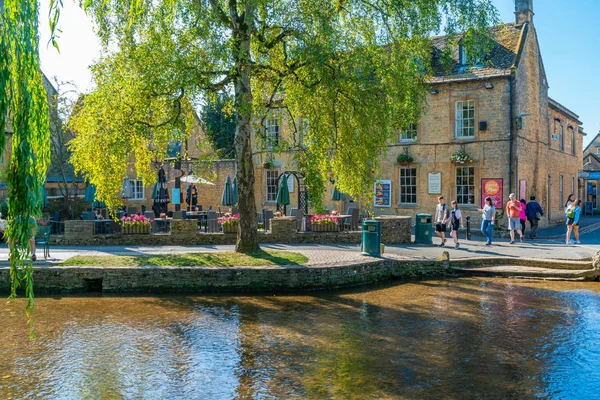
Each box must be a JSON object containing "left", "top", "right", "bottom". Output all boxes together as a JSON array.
[
  {"left": 361, "top": 220, "right": 381, "bottom": 257},
  {"left": 415, "top": 213, "right": 433, "bottom": 244}
]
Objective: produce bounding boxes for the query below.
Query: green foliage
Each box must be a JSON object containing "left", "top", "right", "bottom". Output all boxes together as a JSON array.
[
  {"left": 201, "top": 93, "right": 236, "bottom": 159},
  {"left": 79, "top": 0, "right": 499, "bottom": 248},
  {"left": 450, "top": 151, "right": 473, "bottom": 164},
  {"left": 0, "top": 0, "right": 52, "bottom": 329}
]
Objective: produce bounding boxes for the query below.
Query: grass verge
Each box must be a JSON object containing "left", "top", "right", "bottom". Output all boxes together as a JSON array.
[{"left": 60, "top": 250, "right": 309, "bottom": 267}]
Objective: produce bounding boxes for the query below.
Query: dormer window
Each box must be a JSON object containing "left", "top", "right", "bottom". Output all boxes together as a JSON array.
[
  {"left": 597, "top": 147, "right": 600, "bottom": 155},
  {"left": 458, "top": 42, "right": 484, "bottom": 70}
]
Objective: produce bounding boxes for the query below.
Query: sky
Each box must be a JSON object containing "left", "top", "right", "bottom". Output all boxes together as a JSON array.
[{"left": 38, "top": 0, "right": 600, "bottom": 147}]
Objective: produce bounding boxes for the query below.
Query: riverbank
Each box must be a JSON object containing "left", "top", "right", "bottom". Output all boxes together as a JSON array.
[{"left": 0, "top": 242, "right": 598, "bottom": 293}]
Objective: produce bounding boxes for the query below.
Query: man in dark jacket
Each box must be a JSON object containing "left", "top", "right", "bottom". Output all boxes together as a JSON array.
[{"left": 525, "top": 196, "right": 544, "bottom": 239}]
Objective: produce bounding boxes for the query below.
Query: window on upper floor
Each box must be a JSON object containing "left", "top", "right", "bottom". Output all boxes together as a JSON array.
[
  {"left": 571, "top": 129, "right": 576, "bottom": 155},
  {"left": 398, "top": 123, "right": 417, "bottom": 142},
  {"left": 455, "top": 101, "right": 475, "bottom": 138},
  {"left": 265, "top": 117, "right": 280, "bottom": 148},
  {"left": 128, "top": 179, "right": 145, "bottom": 200},
  {"left": 596, "top": 147, "right": 600, "bottom": 155},
  {"left": 559, "top": 125, "right": 564, "bottom": 152},
  {"left": 459, "top": 44, "right": 468, "bottom": 66}
]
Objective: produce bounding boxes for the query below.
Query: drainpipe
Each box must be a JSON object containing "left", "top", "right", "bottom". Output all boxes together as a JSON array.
[{"left": 508, "top": 70, "right": 515, "bottom": 195}]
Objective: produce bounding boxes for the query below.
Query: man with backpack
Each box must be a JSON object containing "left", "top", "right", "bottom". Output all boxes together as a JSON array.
[
  {"left": 525, "top": 196, "right": 544, "bottom": 240},
  {"left": 434, "top": 196, "right": 449, "bottom": 247}
]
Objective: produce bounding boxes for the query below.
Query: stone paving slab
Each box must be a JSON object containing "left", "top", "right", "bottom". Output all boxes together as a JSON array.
[{"left": 451, "top": 265, "right": 599, "bottom": 280}]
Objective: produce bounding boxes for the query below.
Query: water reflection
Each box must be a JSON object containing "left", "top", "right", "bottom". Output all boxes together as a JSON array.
[{"left": 1, "top": 278, "right": 599, "bottom": 399}]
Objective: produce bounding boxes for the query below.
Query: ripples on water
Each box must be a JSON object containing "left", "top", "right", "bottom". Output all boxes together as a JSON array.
[{"left": 0, "top": 278, "right": 599, "bottom": 399}]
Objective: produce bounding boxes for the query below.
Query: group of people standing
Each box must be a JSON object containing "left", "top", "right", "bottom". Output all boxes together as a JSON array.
[{"left": 433, "top": 192, "right": 583, "bottom": 247}]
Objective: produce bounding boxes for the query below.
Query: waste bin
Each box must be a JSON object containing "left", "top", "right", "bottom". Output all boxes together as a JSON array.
[
  {"left": 361, "top": 220, "right": 381, "bottom": 257},
  {"left": 415, "top": 213, "right": 432, "bottom": 244}
]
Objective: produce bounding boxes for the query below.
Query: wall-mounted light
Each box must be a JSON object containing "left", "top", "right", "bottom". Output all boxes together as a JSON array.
[
  {"left": 428, "top": 88, "right": 439, "bottom": 94},
  {"left": 554, "top": 117, "right": 562, "bottom": 123},
  {"left": 485, "top": 82, "right": 494, "bottom": 89}
]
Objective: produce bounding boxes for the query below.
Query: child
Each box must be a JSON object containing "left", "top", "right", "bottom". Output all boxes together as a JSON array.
[{"left": 450, "top": 200, "right": 462, "bottom": 249}]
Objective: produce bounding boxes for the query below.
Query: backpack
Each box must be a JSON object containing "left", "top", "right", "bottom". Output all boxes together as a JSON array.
[{"left": 565, "top": 208, "right": 575, "bottom": 219}]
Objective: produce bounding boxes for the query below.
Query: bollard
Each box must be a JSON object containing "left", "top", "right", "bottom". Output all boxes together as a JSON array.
[{"left": 466, "top": 216, "right": 471, "bottom": 241}]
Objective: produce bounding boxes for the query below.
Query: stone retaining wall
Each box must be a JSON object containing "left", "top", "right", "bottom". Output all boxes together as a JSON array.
[
  {"left": 0, "top": 259, "right": 449, "bottom": 294},
  {"left": 52, "top": 216, "right": 412, "bottom": 246}
]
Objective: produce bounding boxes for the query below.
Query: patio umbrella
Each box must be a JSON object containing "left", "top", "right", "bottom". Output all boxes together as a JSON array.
[
  {"left": 232, "top": 177, "right": 238, "bottom": 205},
  {"left": 331, "top": 185, "right": 346, "bottom": 213},
  {"left": 221, "top": 175, "right": 234, "bottom": 207},
  {"left": 41, "top": 184, "right": 48, "bottom": 208},
  {"left": 153, "top": 167, "right": 170, "bottom": 214},
  {"left": 180, "top": 175, "right": 215, "bottom": 185},
  {"left": 84, "top": 183, "right": 106, "bottom": 209},
  {"left": 276, "top": 174, "right": 290, "bottom": 215}
]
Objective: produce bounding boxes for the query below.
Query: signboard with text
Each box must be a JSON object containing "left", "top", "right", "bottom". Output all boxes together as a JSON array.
[
  {"left": 374, "top": 180, "right": 392, "bottom": 207},
  {"left": 481, "top": 179, "right": 503, "bottom": 209},
  {"left": 428, "top": 173, "right": 442, "bottom": 194}
]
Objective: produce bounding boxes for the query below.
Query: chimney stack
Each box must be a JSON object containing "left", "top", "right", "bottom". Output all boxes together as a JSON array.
[{"left": 515, "top": 0, "right": 534, "bottom": 26}]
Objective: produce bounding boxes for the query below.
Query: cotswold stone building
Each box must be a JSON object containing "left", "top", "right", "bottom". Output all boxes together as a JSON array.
[
  {"left": 254, "top": 0, "right": 584, "bottom": 228},
  {"left": 582, "top": 132, "right": 600, "bottom": 212}
]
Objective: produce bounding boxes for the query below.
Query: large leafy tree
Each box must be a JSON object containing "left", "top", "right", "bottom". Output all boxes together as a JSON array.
[
  {"left": 76, "top": 0, "right": 498, "bottom": 252},
  {"left": 201, "top": 93, "right": 236, "bottom": 159}
]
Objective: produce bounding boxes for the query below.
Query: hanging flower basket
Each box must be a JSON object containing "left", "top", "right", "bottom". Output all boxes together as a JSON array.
[
  {"left": 263, "top": 161, "right": 274, "bottom": 169},
  {"left": 450, "top": 151, "right": 473, "bottom": 165},
  {"left": 396, "top": 154, "right": 414, "bottom": 166}
]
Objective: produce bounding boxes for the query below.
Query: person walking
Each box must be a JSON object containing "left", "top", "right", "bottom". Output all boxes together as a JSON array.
[
  {"left": 434, "top": 196, "right": 449, "bottom": 247},
  {"left": 525, "top": 196, "right": 544, "bottom": 240},
  {"left": 478, "top": 197, "right": 495, "bottom": 245},
  {"left": 565, "top": 199, "right": 582, "bottom": 245},
  {"left": 506, "top": 193, "right": 524, "bottom": 244},
  {"left": 519, "top": 199, "right": 527, "bottom": 238},
  {"left": 449, "top": 200, "right": 462, "bottom": 249}
]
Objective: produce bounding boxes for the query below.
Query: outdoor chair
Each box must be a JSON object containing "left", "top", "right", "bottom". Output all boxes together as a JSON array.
[
  {"left": 290, "top": 208, "right": 298, "bottom": 217},
  {"left": 50, "top": 211, "right": 62, "bottom": 235},
  {"left": 343, "top": 208, "right": 360, "bottom": 231},
  {"left": 296, "top": 208, "right": 304, "bottom": 231},
  {"left": 207, "top": 210, "right": 218, "bottom": 233},
  {"left": 263, "top": 209, "right": 273, "bottom": 232}
]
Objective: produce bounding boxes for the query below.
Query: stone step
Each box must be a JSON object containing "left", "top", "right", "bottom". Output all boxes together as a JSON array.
[{"left": 451, "top": 265, "right": 599, "bottom": 281}]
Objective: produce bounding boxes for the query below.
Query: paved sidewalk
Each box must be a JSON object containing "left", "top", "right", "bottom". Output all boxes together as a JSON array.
[
  {"left": 533, "top": 215, "right": 600, "bottom": 238},
  {"left": 0, "top": 235, "right": 597, "bottom": 267}
]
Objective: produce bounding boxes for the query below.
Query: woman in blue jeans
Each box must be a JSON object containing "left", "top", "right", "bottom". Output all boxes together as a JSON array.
[{"left": 478, "top": 197, "right": 496, "bottom": 245}]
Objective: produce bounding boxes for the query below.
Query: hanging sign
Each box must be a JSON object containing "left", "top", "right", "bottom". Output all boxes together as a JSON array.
[
  {"left": 428, "top": 173, "right": 442, "bottom": 194},
  {"left": 481, "top": 178, "right": 503, "bottom": 208},
  {"left": 172, "top": 188, "right": 181, "bottom": 205},
  {"left": 374, "top": 180, "right": 392, "bottom": 208}
]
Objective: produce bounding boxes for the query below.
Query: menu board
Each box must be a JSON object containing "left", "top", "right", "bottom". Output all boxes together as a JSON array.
[
  {"left": 428, "top": 173, "right": 442, "bottom": 194},
  {"left": 374, "top": 180, "right": 392, "bottom": 208}
]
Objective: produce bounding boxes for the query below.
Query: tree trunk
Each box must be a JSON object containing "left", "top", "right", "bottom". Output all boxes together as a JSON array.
[{"left": 233, "top": 4, "right": 259, "bottom": 253}]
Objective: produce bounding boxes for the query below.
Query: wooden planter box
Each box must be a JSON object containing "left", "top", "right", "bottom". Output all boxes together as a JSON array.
[
  {"left": 222, "top": 224, "right": 238, "bottom": 234},
  {"left": 310, "top": 222, "right": 339, "bottom": 232},
  {"left": 121, "top": 224, "right": 151, "bottom": 235}
]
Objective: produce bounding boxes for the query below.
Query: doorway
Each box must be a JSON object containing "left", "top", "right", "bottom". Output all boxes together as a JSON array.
[
  {"left": 587, "top": 181, "right": 598, "bottom": 210},
  {"left": 547, "top": 173, "right": 551, "bottom": 222}
]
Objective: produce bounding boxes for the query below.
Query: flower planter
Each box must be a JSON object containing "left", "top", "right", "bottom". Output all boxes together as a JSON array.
[
  {"left": 222, "top": 224, "right": 238, "bottom": 234},
  {"left": 310, "top": 222, "right": 339, "bottom": 232},
  {"left": 122, "top": 224, "right": 151, "bottom": 235}
]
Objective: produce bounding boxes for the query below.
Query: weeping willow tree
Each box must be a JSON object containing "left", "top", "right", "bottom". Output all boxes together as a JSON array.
[
  {"left": 0, "top": 0, "right": 58, "bottom": 326},
  {"left": 75, "top": 0, "right": 498, "bottom": 252}
]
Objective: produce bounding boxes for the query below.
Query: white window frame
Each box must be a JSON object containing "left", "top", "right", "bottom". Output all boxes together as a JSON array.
[
  {"left": 266, "top": 170, "right": 279, "bottom": 202},
  {"left": 399, "top": 168, "right": 417, "bottom": 205},
  {"left": 456, "top": 167, "right": 475, "bottom": 205},
  {"left": 266, "top": 117, "right": 280, "bottom": 148},
  {"left": 455, "top": 100, "right": 475, "bottom": 139},
  {"left": 398, "top": 123, "right": 417, "bottom": 142},
  {"left": 129, "top": 179, "right": 145, "bottom": 200}
]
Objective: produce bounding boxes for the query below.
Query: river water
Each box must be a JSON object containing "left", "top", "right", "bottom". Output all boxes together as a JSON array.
[{"left": 1, "top": 278, "right": 599, "bottom": 399}]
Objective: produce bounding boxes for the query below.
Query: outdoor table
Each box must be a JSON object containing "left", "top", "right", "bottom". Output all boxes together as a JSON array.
[
  {"left": 185, "top": 212, "right": 208, "bottom": 232},
  {"left": 154, "top": 218, "right": 172, "bottom": 234},
  {"left": 94, "top": 219, "right": 113, "bottom": 235}
]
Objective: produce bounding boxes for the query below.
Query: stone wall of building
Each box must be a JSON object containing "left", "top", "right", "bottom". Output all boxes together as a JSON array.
[{"left": 0, "top": 258, "right": 450, "bottom": 294}]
